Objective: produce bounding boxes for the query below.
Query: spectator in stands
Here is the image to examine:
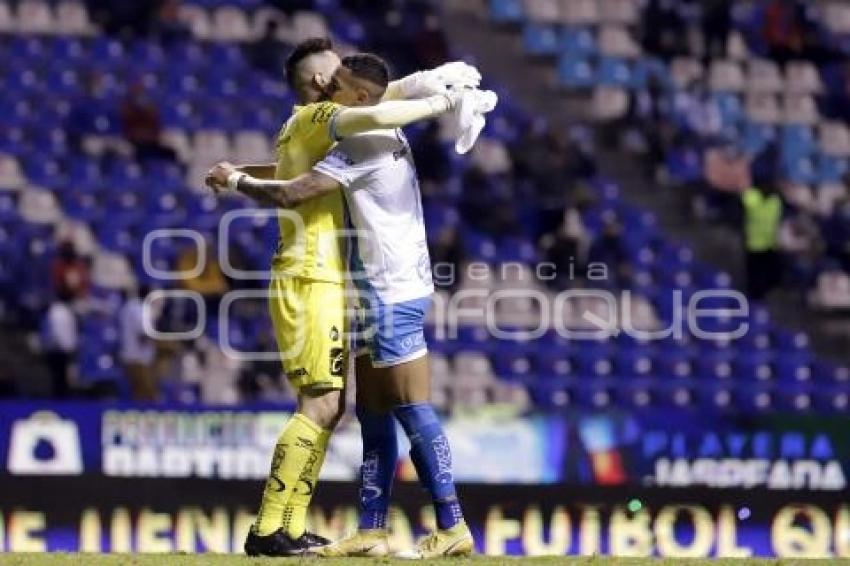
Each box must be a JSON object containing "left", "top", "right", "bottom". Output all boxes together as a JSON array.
[
  {"left": 85, "top": 0, "right": 155, "bottom": 36},
  {"left": 702, "top": 0, "right": 732, "bottom": 60},
  {"left": 247, "top": 20, "right": 288, "bottom": 77},
  {"left": 414, "top": 121, "right": 451, "bottom": 190},
  {"left": 460, "top": 166, "right": 519, "bottom": 236},
  {"left": 641, "top": 0, "right": 687, "bottom": 61},
  {"left": 540, "top": 188, "right": 593, "bottom": 289},
  {"left": 430, "top": 225, "right": 465, "bottom": 293},
  {"left": 587, "top": 216, "right": 630, "bottom": 288},
  {"left": 177, "top": 239, "right": 228, "bottom": 312},
  {"left": 779, "top": 213, "right": 825, "bottom": 289},
  {"left": 120, "top": 82, "right": 177, "bottom": 162},
  {"left": 823, "top": 195, "right": 850, "bottom": 273},
  {"left": 150, "top": 0, "right": 191, "bottom": 44},
  {"left": 238, "top": 328, "right": 286, "bottom": 402},
  {"left": 50, "top": 240, "right": 90, "bottom": 303},
  {"left": 119, "top": 285, "right": 158, "bottom": 402},
  {"left": 413, "top": 10, "right": 449, "bottom": 70},
  {"left": 762, "top": 0, "right": 805, "bottom": 64},
  {"left": 43, "top": 289, "right": 78, "bottom": 398},
  {"left": 741, "top": 180, "right": 783, "bottom": 300},
  {"left": 65, "top": 73, "right": 114, "bottom": 152}
]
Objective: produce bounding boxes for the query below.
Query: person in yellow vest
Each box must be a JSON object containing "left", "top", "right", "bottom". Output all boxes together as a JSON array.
[{"left": 742, "top": 181, "right": 783, "bottom": 299}]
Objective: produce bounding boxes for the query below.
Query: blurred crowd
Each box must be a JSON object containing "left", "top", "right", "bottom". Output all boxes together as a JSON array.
[{"left": 616, "top": 0, "right": 850, "bottom": 304}]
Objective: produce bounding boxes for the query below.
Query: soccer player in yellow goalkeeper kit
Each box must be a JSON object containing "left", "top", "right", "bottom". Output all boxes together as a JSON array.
[{"left": 206, "top": 38, "right": 479, "bottom": 556}]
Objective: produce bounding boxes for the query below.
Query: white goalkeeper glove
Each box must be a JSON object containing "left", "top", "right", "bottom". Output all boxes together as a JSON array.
[{"left": 397, "top": 61, "right": 482, "bottom": 99}]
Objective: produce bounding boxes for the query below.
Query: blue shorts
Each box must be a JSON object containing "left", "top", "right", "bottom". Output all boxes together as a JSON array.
[{"left": 353, "top": 296, "right": 431, "bottom": 368}]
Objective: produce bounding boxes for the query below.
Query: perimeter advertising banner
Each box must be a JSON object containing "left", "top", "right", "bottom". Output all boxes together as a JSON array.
[
  {"left": 0, "top": 479, "right": 849, "bottom": 557},
  {"left": 1, "top": 402, "right": 847, "bottom": 489}
]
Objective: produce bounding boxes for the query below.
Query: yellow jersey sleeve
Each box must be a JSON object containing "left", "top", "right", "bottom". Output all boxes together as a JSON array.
[
  {"left": 275, "top": 101, "right": 342, "bottom": 181},
  {"left": 272, "top": 101, "right": 347, "bottom": 284}
]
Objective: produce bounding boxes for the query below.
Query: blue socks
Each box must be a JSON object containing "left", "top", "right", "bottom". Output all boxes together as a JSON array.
[
  {"left": 356, "top": 407, "right": 398, "bottom": 530},
  {"left": 394, "top": 403, "right": 464, "bottom": 530}
]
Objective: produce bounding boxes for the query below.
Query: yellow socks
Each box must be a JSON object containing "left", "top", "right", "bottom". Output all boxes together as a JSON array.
[
  {"left": 282, "top": 427, "right": 331, "bottom": 538},
  {"left": 254, "top": 413, "right": 328, "bottom": 536}
]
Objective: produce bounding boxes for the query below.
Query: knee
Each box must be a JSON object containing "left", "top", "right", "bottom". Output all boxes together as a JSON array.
[{"left": 299, "top": 390, "right": 345, "bottom": 430}]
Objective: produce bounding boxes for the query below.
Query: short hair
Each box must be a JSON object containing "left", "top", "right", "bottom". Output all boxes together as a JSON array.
[
  {"left": 341, "top": 53, "right": 390, "bottom": 88},
  {"left": 285, "top": 37, "right": 334, "bottom": 89}
]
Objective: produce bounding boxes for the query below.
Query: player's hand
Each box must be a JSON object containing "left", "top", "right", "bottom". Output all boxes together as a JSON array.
[
  {"left": 401, "top": 61, "right": 482, "bottom": 98},
  {"left": 428, "top": 61, "right": 482, "bottom": 90},
  {"left": 206, "top": 161, "right": 237, "bottom": 194}
]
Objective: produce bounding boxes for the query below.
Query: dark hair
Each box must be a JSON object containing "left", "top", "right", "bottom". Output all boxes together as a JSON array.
[
  {"left": 285, "top": 37, "right": 333, "bottom": 88},
  {"left": 341, "top": 53, "right": 390, "bottom": 88}
]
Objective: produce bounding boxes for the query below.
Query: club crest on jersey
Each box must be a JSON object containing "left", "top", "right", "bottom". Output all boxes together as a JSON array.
[{"left": 329, "top": 347, "right": 345, "bottom": 376}]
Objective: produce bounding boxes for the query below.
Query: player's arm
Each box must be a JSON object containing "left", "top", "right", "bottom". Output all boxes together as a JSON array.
[
  {"left": 236, "top": 163, "right": 277, "bottom": 179},
  {"left": 208, "top": 162, "right": 340, "bottom": 209},
  {"left": 333, "top": 93, "right": 457, "bottom": 139},
  {"left": 381, "top": 61, "right": 481, "bottom": 101}
]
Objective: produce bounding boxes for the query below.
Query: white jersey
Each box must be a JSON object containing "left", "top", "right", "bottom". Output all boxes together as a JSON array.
[{"left": 314, "top": 128, "right": 434, "bottom": 304}]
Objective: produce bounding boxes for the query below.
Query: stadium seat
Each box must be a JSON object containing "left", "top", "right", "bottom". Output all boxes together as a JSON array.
[
  {"left": 92, "top": 251, "right": 136, "bottom": 289},
  {"left": 490, "top": 0, "right": 524, "bottom": 24},
  {"left": 522, "top": 0, "right": 559, "bottom": 24},
  {"left": 212, "top": 6, "right": 253, "bottom": 42},
  {"left": 55, "top": 1, "right": 95, "bottom": 36},
  {"left": 16, "top": 0, "right": 55, "bottom": 35},
  {"left": 178, "top": 4, "right": 213, "bottom": 40}
]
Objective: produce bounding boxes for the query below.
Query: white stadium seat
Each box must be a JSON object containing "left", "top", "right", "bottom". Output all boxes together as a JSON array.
[
  {"left": 252, "top": 7, "right": 289, "bottom": 41},
  {"left": 786, "top": 61, "right": 822, "bottom": 94},
  {"left": 599, "top": 25, "right": 641, "bottom": 58},
  {"left": 16, "top": 0, "right": 55, "bottom": 34},
  {"left": 0, "top": 154, "right": 25, "bottom": 190},
  {"left": 598, "top": 0, "right": 639, "bottom": 25},
  {"left": 470, "top": 138, "right": 512, "bottom": 175},
  {"left": 709, "top": 60, "right": 745, "bottom": 92},
  {"left": 809, "top": 270, "right": 850, "bottom": 309},
  {"left": 55, "top": 1, "right": 94, "bottom": 36},
  {"left": 559, "top": 0, "right": 598, "bottom": 25},
  {"left": 178, "top": 4, "right": 212, "bottom": 40},
  {"left": 783, "top": 94, "right": 819, "bottom": 125},
  {"left": 592, "top": 86, "right": 629, "bottom": 121},
  {"left": 745, "top": 93, "right": 781, "bottom": 124},
  {"left": 819, "top": 121, "right": 850, "bottom": 157},
  {"left": 523, "top": 0, "right": 559, "bottom": 23},
  {"left": 92, "top": 252, "right": 136, "bottom": 290},
  {"left": 815, "top": 183, "right": 847, "bottom": 216},
  {"left": 726, "top": 31, "right": 749, "bottom": 61},
  {"left": 670, "top": 57, "right": 704, "bottom": 88},
  {"left": 233, "top": 131, "right": 272, "bottom": 163},
  {"left": 0, "top": 1, "right": 15, "bottom": 32},
  {"left": 747, "top": 59, "right": 784, "bottom": 93},
  {"left": 823, "top": 2, "right": 850, "bottom": 35},
  {"left": 162, "top": 128, "right": 194, "bottom": 163},
  {"left": 19, "top": 187, "right": 63, "bottom": 225},
  {"left": 290, "top": 11, "right": 328, "bottom": 44},
  {"left": 212, "top": 6, "right": 252, "bottom": 42},
  {"left": 192, "top": 130, "right": 231, "bottom": 164}
]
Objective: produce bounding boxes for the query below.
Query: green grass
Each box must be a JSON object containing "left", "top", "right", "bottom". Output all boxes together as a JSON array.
[{"left": 3, "top": 556, "right": 850, "bottom": 566}]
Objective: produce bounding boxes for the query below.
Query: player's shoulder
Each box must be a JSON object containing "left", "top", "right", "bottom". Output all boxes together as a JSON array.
[{"left": 296, "top": 101, "right": 341, "bottom": 125}]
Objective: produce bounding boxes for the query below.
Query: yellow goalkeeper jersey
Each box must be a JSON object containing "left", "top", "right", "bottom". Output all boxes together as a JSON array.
[{"left": 272, "top": 101, "right": 345, "bottom": 284}]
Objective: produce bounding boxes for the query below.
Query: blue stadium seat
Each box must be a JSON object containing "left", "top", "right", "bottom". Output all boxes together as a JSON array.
[
  {"left": 490, "top": 0, "right": 524, "bottom": 23},
  {"left": 557, "top": 56, "right": 595, "bottom": 88},
  {"left": 523, "top": 23, "right": 559, "bottom": 56},
  {"left": 559, "top": 27, "right": 596, "bottom": 56},
  {"left": 597, "top": 57, "right": 633, "bottom": 88}
]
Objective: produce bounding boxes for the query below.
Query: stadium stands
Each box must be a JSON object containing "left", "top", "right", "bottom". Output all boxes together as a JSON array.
[{"left": 0, "top": 0, "right": 846, "bottom": 413}]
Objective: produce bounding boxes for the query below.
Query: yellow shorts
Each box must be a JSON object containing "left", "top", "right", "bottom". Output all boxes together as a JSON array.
[{"left": 268, "top": 276, "right": 347, "bottom": 391}]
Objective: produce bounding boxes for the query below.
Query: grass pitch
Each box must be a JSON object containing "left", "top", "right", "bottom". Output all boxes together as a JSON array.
[{"left": 4, "top": 556, "right": 850, "bottom": 566}]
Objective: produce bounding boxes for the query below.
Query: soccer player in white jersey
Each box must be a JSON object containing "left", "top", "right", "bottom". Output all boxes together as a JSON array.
[{"left": 209, "top": 53, "right": 492, "bottom": 558}]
